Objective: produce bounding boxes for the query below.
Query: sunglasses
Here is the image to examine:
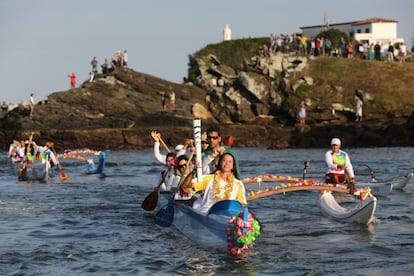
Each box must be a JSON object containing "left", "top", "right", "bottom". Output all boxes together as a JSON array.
[
  {"left": 208, "top": 135, "right": 219, "bottom": 140},
  {"left": 201, "top": 141, "right": 209, "bottom": 145},
  {"left": 178, "top": 164, "right": 187, "bottom": 169}
]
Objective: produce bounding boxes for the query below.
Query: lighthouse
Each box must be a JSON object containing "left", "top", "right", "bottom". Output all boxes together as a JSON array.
[{"left": 223, "top": 24, "right": 232, "bottom": 41}]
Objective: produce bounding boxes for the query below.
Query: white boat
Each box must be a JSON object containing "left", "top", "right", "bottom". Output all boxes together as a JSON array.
[
  {"left": 389, "top": 172, "right": 413, "bottom": 190},
  {"left": 18, "top": 159, "right": 50, "bottom": 182},
  {"left": 357, "top": 164, "right": 412, "bottom": 191},
  {"left": 353, "top": 172, "right": 413, "bottom": 196},
  {"left": 317, "top": 191, "right": 377, "bottom": 225}
]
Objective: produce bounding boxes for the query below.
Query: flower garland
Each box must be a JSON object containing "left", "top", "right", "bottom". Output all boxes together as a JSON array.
[
  {"left": 170, "top": 156, "right": 178, "bottom": 169},
  {"left": 226, "top": 207, "right": 261, "bottom": 255},
  {"left": 214, "top": 170, "right": 234, "bottom": 201}
]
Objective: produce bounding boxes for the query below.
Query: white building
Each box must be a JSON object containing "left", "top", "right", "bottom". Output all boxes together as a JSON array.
[
  {"left": 300, "top": 18, "right": 404, "bottom": 45},
  {"left": 223, "top": 24, "right": 232, "bottom": 41}
]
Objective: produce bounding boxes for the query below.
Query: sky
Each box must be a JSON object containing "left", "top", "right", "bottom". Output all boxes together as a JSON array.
[{"left": 1, "top": 0, "right": 413, "bottom": 104}]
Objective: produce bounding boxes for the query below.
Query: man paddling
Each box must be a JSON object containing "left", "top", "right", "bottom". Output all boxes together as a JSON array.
[{"left": 324, "top": 138, "right": 355, "bottom": 184}]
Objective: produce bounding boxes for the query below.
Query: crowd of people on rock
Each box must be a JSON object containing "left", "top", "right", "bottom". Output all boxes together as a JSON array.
[
  {"left": 64, "top": 50, "right": 129, "bottom": 89},
  {"left": 267, "top": 33, "right": 408, "bottom": 62},
  {"left": 91, "top": 50, "right": 128, "bottom": 77}
]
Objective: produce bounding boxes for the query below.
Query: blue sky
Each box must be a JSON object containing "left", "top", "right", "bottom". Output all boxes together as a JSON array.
[{"left": 1, "top": 0, "right": 413, "bottom": 104}]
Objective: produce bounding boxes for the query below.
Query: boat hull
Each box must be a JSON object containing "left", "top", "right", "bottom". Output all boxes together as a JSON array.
[
  {"left": 317, "top": 191, "right": 376, "bottom": 225},
  {"left": 22, "top": 160, "right": 50, "bottom": 181},
  {"left": 355, "top": 172, "right": 413, "bottom": 195},
  {"left": 173, "top": 200, "right": 243, "bottom": 248},
  {"left": 87, "top": 151, "right": 106, "bottom": 174},
  {"left": 391, "top": 173, "right": 413, "bottom": 190}
]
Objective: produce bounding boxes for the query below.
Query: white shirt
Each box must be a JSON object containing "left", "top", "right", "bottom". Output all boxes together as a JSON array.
[{"left": 193, "top": 175, "right": 246, "bottom": 214}]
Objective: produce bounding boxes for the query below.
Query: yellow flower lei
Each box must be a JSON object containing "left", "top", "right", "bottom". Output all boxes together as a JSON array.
[{"left": 214, "top": 170, "right": 235, "bottom": 201}]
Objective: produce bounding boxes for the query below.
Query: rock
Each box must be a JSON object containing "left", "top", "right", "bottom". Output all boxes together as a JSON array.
[{"left": 2, "top": 38, "right": 414, "bottom": 150}]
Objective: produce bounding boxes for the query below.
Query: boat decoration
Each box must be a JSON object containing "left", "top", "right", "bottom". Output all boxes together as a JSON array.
[
  {"left": 226, "top": 206, "right": 261, "bottom": 255},
  {"left": 58, "top": 150, "right": 106, "bottom": 174},
  {"left": 243, "top": 174, "right": 371, "bottom": 201}
]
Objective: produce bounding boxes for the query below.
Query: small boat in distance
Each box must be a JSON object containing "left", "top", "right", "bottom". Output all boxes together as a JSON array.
[{"left": 58, "top": 150, "right": 106, "bottom": 175}]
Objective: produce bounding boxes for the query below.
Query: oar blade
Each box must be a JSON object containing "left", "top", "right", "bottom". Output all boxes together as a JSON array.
[
  {"left": 18, "top": 164, "right": 27, "bottom": 181},
  {"left": 141, "top": 191, "right": 158, "bottom": 211},
  {"left": 60, "top": 170, "right": 70, "bottom": 182}
]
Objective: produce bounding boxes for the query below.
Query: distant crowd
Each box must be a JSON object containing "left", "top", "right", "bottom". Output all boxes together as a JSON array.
[
  {"left": 265, "top": 33, "right": 408, "bottom": 62},
  {"left": 90, "top": 50, "right": 128, "bottom": 79},
  {"left": 64, "top": 50, "right": 129, "bottom": 89},
  {"left": 0, "top": 50, "right": 130, "bottom": 119}
]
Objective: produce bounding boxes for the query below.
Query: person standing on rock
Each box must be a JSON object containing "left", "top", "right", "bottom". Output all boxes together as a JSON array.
[
  {"left": 298, "top": 103, "right": 306, "bottom": 125},
  {"left": 91, "top": 57, "right": 98, "bottom": 75},
  {"left": 355, "top": 95, "right": 363, "bottom": 122},
  {"left": 169, "top": 88, "right": 175, "bottom": 111},
  {"left": 160, "top": 91, "right": 167, "bottom": 111},
  {"left": 122, "top": 50, "right": 128, "bottom": 67},
  {"left": 29, "top": 93, "right": 35, "bottom": 119},
  {"left": 68, "top": 73, "right": 76, "bottom": 88}
]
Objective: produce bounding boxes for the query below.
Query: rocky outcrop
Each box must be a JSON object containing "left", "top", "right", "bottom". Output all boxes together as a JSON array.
[{"left": 1, "top": 41, "right": 414, "bottom": 150}]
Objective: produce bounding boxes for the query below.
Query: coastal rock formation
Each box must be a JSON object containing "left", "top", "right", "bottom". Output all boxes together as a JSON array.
[{"left": 1, "top": 39, "right": 414, "bottom": 150}]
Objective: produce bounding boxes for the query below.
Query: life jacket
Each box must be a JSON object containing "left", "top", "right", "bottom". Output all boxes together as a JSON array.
[
  {"left": 26, "top": 153, "right": 35, "bottom": 164},
  {"left": 331, "top": 151, "right": 346, "bottom": 168},
  {"left": 35, "top": 151, "right": 47, "bottom": 161}
]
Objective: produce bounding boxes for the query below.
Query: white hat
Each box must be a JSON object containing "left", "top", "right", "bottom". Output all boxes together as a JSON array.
[
  {"left": 174, "top": 144, "right": 184, "bottom": 151},
  {"left": 331, "top": 138, "right": 341, "bottom": 145}
]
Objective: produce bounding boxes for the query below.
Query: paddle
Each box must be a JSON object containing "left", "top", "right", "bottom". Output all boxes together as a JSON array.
[
  {"left": 52, "top": 145, "right": 70, "bottom": 182},
  {"left": 158, "top": 136, "right": 171, "bottom": 153},
  {"left": 303, "top": 161, "right": 310, "bottom": 180},
  {"left": 141, "top": 166, "right": 172, "bottom": 211},
  {"left": 151, "top": 130, "right": 171, "bottom": 153},
  {"left": 155, "top": 151, "right": 194, "bottom": 227}
]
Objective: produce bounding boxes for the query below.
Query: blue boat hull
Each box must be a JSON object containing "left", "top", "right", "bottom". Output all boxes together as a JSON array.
[{"left": 173, "top": 200, "right": 243, "bottom": 248}]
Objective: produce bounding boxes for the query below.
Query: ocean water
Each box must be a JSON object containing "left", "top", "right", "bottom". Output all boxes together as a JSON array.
[{"left": 0, "top": 147, "right": 413, "bottom": 275}]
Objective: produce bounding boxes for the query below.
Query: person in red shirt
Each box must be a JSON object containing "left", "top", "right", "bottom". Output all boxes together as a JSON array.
[{"left": 68, "top": 73, "right": 76, "bottom": 88}]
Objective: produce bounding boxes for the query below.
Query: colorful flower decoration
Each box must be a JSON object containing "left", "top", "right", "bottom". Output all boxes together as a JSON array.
[
  {"left": 170, "top": 156, "right": 178, "bottom": 169},
  {"left": 226, "top": 207, "right": 261, "bottom": 255}
]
